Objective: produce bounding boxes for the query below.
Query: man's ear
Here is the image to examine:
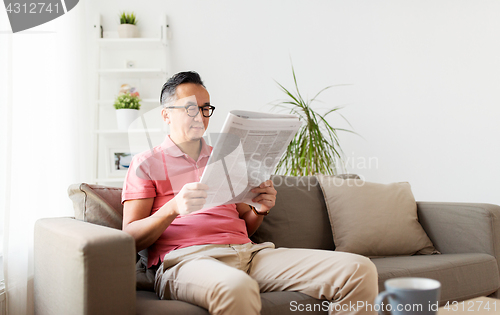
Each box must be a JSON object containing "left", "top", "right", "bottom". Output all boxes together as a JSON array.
[{"left": 161, "top": 107, "right": 170, "bottom": 124}]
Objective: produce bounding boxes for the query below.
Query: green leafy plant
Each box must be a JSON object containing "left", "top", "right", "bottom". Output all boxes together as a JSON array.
[
  {"left": 119, "top": 12, "right": 137, "bottom": 25},
  {"left": 114, "top": 92, "right": 141, "bottom": 110},
  {"left": 272, "top": 66, "right": 357, "bottom": 176}
]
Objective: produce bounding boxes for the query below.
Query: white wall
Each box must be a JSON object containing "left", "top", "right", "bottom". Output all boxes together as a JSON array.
[{"left": 86, "top": 0, "right": 500, "bottom": 204}]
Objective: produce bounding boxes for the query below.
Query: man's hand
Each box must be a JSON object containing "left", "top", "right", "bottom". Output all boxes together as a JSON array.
[
  {"left": 174, "top": 182, "right": 209, "bottom": 215},
  {"left": 251, "top": 180, "right": 277, "bottom": 213}
]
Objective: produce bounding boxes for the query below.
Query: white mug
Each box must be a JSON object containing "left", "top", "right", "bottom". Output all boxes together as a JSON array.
[{"left": 374, "top": 277, "right": 441, "bottom": 315}]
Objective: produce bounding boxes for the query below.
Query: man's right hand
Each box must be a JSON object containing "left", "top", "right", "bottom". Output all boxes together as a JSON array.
[{"left": 173, "top": 182, "right": 209, "bottom": 215}]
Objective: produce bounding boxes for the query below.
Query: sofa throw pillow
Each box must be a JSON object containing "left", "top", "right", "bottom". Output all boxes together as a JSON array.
[
  {"left": 68, "top": 183, "right": 124, "bottom": 230},
  {"left": 316, "top": 176, "right": 439, "bottom": 257}
]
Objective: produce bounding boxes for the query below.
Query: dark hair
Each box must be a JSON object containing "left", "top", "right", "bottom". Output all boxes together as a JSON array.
[{"left": 160, "top": 71, "right": 205, "bottom": 106}]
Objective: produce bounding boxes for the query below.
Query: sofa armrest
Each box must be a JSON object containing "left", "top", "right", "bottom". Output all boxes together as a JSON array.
[
  {"left": 417, "top": 202, "right": 500, "bottom": 258},
  {"left": 34, "top": 217, "right": 136, "bottom": 315}
]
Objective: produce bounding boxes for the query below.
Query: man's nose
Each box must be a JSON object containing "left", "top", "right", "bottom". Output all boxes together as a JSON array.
[{"left": 193, "top": 108, "right": 203, "bottom": 121}]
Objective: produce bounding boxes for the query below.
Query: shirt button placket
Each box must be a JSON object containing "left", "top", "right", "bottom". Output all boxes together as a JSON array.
[{"left": 195, "top": 162, "right": 201, "bottom": 181}]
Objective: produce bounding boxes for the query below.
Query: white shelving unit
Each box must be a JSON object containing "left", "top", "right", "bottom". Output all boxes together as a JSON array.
[
  {"left": 98, "top": 69, "right": 167, "bottom": 77},
  {"left": 97, "top": 98, "right": 158, "bottom": 105},
  {"left": 98, "top": 38, "right": 167, "bottom": 49},
  {"left": 92, "top": 15, "right": 169, "bottom": 186}
]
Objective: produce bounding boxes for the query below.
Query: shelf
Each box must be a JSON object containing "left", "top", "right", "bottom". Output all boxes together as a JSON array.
[
  {"left": 98, "top": 69, "right": 167, "bottom": 78},
  {"left": 96, "top": 128, "right": 163, "bottom": 135},
  {"left": 98, "top": 98, "right": 160, "bottom": 106},
  {"left": 98, "top": 38, "right": 166, "bottom": 49},
  {"left": 95, "top": 177, "right": 125, "bottom": 183}
]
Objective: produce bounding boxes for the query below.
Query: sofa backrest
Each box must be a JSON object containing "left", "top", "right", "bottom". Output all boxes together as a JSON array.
[
  {"left": 67, "top": 175, "right": 336, "bottom": 251},
  {"left": 251, "top": 175, "right": 335, "bottom": 250}
]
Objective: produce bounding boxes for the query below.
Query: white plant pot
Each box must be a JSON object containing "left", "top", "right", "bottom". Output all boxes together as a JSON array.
[
  {"left": 118, "top": 24, "right": 137, "bottom": 38},
  {"left": 116, "top": 109, "right": 139, "bottom": 131}
]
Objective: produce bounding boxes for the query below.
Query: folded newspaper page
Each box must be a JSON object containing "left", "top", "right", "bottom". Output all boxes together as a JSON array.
[{"left": 199, "top": 110, "right": 302, "bottom": 210}]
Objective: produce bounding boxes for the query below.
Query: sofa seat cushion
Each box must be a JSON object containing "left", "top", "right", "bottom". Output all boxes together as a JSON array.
[
  {"left": 260, "top": 291, "right": 326, "bottom": 315},
  {"left": 372, "top": 253, "right": 500, "bottom": 304},
  {"left": 136, "top": 291, "right": 209, "bottom": 315},
  {"left": 136, "top": 290, "right": 326, "bottom": 315}
]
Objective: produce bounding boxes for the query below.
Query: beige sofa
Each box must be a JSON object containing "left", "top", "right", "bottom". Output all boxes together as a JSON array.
[{"left": 34, "top": 175, "right": 500, "bottom": 315}]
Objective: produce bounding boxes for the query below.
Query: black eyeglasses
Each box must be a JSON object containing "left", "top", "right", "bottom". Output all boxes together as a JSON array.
[{"left": 166, "top": 104, "right": 216, "bottom": 117}]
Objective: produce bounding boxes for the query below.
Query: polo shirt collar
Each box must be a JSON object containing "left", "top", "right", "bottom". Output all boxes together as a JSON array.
[
  {"left": 161, "top": 135, "right": 211, "bottom": 159},
  {"left": 199, "top": 137, "right": 212, "bottom": 158}
]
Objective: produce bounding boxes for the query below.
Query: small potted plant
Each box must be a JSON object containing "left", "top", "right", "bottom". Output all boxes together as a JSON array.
[
  {"left": 114, "top": 84, "right": 141, "bottom": 130},
  {"left": 118, "top": 12, "right": 138, "bottom": 38}
]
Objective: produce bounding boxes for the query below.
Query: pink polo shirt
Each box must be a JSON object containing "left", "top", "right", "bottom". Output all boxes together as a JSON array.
[{"left": 122, "top": 135, "right": 251, "bottom": 268}]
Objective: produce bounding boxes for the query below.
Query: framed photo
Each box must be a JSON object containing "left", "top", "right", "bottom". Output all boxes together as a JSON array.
[{"left": 106, "top": 147, "right": 135, "bottom": 178}]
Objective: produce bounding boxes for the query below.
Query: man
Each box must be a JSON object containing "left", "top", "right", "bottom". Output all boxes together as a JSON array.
[{"left": 122, "top": 71, "right": 377, "bottom": 315}]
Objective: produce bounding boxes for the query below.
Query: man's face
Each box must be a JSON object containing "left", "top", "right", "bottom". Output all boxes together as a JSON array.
[{"left": 162, "top": 83, "right": 211, "bottom": 144}]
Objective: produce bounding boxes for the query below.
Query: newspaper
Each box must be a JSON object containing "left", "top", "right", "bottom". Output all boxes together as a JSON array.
[{"left": 200, "top": 110, "right": 302, "bottom": 209}]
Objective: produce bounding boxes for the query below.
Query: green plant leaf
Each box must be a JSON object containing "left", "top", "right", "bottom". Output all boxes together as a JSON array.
[
  {"left": 114, "top": 92, "right": 142, "bottom": 110},
  {"left": 272, "top": 64, "right": 358, "bottom": 176},
  {"left": 119, "top": 11, "right": 138, "bottom": 25}
]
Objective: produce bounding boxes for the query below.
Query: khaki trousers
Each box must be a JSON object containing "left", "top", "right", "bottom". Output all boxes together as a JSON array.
[{"left": 155, "top": 242, "right": 378, "bottom": 315}]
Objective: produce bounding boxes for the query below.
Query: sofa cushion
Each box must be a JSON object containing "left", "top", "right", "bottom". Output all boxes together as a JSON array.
[
  {"left": 317, "top": 176, "right": 438, "bottom": 257},
  {"left": 372, "top": 253, "right": 500, "bottom": 304},
  {"left": 68, "top": 183, "right": 124, "bottom": 229},
  {"left": 136, "top": 290, "right": 325, "bottom": 315},
  {"left": 260, "top": 291, "right": 327, "bottom": 315},
  {"left": 251, "top": 175, "right": 335, "bottom": 250},
  {"left": 136, "top": 291, "right": 209, "bottom": 315}
]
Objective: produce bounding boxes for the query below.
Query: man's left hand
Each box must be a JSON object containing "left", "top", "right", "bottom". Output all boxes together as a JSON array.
[{"left": 251, "top": 180, "right": 277, "bottom": 213}]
